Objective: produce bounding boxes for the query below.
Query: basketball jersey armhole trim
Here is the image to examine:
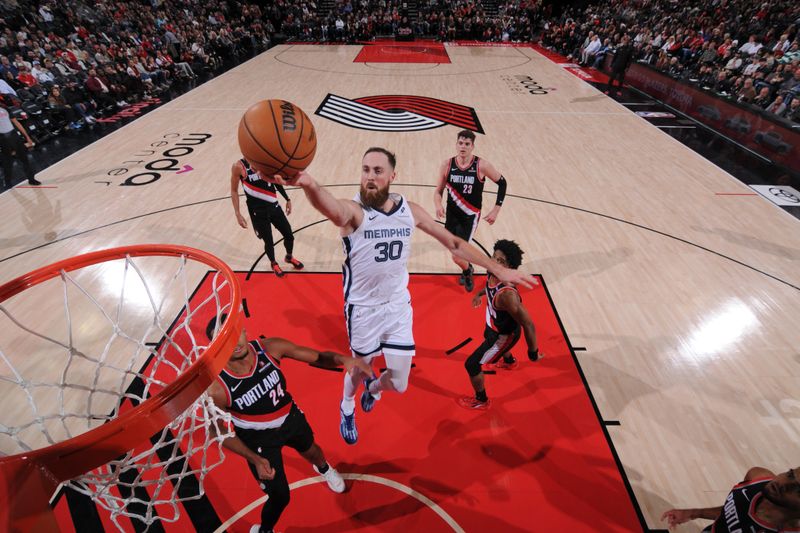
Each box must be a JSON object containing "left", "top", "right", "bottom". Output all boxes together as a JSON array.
[
  {"left": 748, "top": 493, "right": 782, "bottom": 531},
  {"left": 254, "top": 337, "right": 281, "bottom": 367},
  {"left": 216, "top": 375, "right": 232, "bottom": 407},
  {"left": 733, "top": 477, "right": 774, "bottom": 489},
  {"left": 492, "top": 286, "right": 519, "bottom": 310}
]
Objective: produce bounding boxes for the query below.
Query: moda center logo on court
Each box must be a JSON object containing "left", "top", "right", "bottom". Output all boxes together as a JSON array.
[{"left": 315, "top": 94, "right": 484, "bottom": 133}]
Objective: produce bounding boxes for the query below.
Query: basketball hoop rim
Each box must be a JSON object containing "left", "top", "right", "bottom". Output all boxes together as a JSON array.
[{"left": 0, "top": 244, "right": 242, "bottom": 484}]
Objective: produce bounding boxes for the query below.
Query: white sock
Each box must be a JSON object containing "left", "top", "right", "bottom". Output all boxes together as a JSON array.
[{"left": 341, "top": 398, "right": 355, "bottom": 415}]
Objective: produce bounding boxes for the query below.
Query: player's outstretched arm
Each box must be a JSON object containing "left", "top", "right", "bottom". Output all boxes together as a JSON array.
[
  {"left": 284, "top": 171, "right": 362, "bottom": 230},
  {"left": 409, "top": 201, "right": 537, "bottom": 289},
  {"left": 230, "top": 162, "right": 248, "bottom": 229},
  {"left": 262, "top": 337, "right": 373, "bottom": 376},
  {"left": 661, "top": 507, "right": 723, "bottom": 528},
  {"left": 433, "top": 159, "right": 449, "bottom": 220}
]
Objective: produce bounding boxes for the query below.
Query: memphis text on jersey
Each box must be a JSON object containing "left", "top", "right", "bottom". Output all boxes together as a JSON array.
[
  {"left": 363, "top": 227, "right": 412, "bottom": 239},
  {"left": 233, "top": 368, "right": 283, "bottom": 410}
]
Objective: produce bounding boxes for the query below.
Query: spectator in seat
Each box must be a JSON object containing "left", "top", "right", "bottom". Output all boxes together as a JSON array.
[
  {"left": 782, "top": 97, "right": 800, "bottom": 122},
  {"left": 31, "top": 60, "right": 54, "bottom": 85},
  {"left": 714, "top": 70, "right": 732, "bottom": 94},
  {"left": 47, "top": 85, "right": 81, "bottom": 129},
  {"left": 752, "top": 86, "right": 773, "bottom": 108},
  {"left": 85, "top": 67, "right": 123, "bottom": 108},
  {"left": 699, "top": 42, "right": 718, "bottom": 65},
  {"left": 16, "top": 65, "right": 37, "bottom": 87},
  {"left": 739, "top": 35, "right": 763, "bottom": 56},
  {"left": 737, "top": 78, "right": 757, "bottom": 104},
  {"left": 765, "top": 94, "right": 786, "bottom": 115},
  {"left": 581, "top": 34, "right": 600, "bottom": 66}
]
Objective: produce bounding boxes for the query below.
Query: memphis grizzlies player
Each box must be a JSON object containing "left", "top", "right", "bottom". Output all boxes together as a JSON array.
[{"left": 277, "top": 147, "right": 535, "bottom": 445}]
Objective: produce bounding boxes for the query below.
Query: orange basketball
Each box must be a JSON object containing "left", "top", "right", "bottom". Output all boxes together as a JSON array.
[{"left": 237, "top": 99, "right": 317, "bottom": 179}]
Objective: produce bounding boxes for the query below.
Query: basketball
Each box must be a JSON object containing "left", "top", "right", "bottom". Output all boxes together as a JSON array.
[{"left": 237, "top": 99, "right": 317, "bottom": 179}]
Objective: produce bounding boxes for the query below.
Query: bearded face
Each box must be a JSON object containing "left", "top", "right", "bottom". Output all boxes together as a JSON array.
[{"left": 360, "top": 180, "right": 390, "bottom": 209}]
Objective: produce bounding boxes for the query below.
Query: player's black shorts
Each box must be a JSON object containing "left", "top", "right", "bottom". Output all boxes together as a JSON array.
[
  {"left": 235, "top": 403, "right": 315, "bottom": 490},
  {"left": 444, "top": 208, "right": 479, "bottom": 242}
]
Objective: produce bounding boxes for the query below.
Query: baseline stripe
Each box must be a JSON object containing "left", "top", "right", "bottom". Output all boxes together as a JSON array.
[{"left": 213, "top": 473, "right": 466, "bottom": 533}]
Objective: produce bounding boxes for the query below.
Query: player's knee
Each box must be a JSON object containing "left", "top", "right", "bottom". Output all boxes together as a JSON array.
[
  {"left": 464, "top": 356, "right": 482, "bottom": 377},
  {"left": 390, "top": 374, "right": 409, "bottom": 394}
]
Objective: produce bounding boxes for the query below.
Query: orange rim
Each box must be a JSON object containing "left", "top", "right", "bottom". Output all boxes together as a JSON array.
[{"left": 0, "top": 244, "right": 241, "bottom": 482}]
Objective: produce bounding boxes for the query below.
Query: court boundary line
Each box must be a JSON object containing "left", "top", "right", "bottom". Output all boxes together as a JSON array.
[
  {"left": 538, "top": 276, "right": 650, "bottom": 531},
  {"left": 273, "top": 43, "right": 532, "bottom": 77},
  {"left": 213, "top": 473, "right": 466, "bottom": 532},
  {"left": 3, "top": 184, "right": 797, "bottom": 293}
]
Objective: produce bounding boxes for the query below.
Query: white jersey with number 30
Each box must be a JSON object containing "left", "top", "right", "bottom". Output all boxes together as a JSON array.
[{"left": 342, "top": 193, "right": 415, "bottom": 306}]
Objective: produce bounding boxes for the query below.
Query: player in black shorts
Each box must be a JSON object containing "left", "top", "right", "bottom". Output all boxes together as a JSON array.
[
  {"left": 231, "top": 158, "right": 304, "bottom": 277},
  {"left": 206, "top": 315, "right": 372, "bottom": 533},
  {"left": 459, "top": 239, "right": 542, "bottom": 410},
  {"left": 434, "top": 130, "right": 508, "bottom": 292},
  {"left": 662, "top": 465, "right": 800, "bottom": 532}
]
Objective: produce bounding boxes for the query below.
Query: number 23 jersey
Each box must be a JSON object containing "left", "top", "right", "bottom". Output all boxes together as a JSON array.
[{"left": 342, "top": 193, "right": 415, "bottom": 306}]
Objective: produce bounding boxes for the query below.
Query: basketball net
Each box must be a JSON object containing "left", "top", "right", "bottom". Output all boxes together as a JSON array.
[{"left": 0, "top": 248, "right": 238, "bottom": 531}]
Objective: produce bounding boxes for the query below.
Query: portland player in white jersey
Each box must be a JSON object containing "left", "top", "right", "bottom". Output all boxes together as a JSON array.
[{"left": 274, "top": 147, "right": 536, "bottom": 445}]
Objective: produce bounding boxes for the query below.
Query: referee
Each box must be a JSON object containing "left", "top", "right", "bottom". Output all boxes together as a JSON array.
[{"left": 0, "top": 104, "right": 40, "bottom": 188}]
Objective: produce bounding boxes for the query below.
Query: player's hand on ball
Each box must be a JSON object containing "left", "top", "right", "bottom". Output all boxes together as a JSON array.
[
  {"left": 253, "top": 457, "right": 275, "bottom": 480},
  {"left": 236, "top": 213, "right": 248, "bottom": 229}
]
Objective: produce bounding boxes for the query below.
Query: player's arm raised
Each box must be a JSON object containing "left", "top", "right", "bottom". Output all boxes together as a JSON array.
[
  {"left": 495, "top": 289, "right": 541, "bottom": 361},
  {"left": 480, "top": 159, "right": 506, "bottom": 225},
  {"left": 261, "top": 336, "right": 373, "bottom": 376},
  {"left": 206, "top": 380, "right": 275, "bottom": 480},
  {"left": 433, "top": 159, "right": 449, "bottom": 220},
  {"left": 290, "top": 170, "right": 362, "bottom": 231},
  {"left": 230, "top": 162, "right": 248, "bottom": 229},
  {"left": 409, "top": 201, "right": 537, "bottom": 289}
]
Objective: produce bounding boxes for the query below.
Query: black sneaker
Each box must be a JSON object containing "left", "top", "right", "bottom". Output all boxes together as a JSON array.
[
  {"left": 464, "top": 266, "right": 474, "bottom": 292},
  {"left": 285, "top": 255, "right": 304, "bottom": 270},
  {"left": 28, "top": 178, "right": 42, "bottom": 186}
]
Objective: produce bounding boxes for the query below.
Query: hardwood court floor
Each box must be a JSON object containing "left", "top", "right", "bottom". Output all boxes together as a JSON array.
[{"left": 2, "top": 43, "right": 800, "bottom": 532}]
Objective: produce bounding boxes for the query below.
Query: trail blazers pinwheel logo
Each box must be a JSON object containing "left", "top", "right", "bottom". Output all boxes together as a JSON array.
[{"left": 315, "top": 94, "right": 484, "bottom": 133}]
